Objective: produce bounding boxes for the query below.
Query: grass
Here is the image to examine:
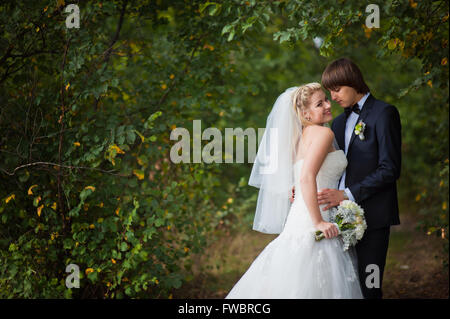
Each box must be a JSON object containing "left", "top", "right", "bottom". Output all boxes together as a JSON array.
[{"left": 172, "top": 229, "right": 276, "bottom": 298}]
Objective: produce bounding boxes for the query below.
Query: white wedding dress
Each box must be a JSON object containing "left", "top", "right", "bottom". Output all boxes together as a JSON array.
[{"left": 226, "top": 150, "right": 363, "bottom": 299}]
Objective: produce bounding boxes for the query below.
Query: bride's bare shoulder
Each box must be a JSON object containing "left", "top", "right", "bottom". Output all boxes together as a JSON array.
[{"left": 303, "top": 125, "right": 334, "bottom": 140}]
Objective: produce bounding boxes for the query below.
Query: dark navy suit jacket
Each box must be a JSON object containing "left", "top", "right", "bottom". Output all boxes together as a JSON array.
[{"left": 331, "top": 94, "right": 402, "bottom": 230}]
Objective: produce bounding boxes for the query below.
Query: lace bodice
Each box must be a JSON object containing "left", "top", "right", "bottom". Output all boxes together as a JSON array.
[
  {"left": 293, "top": 150, "right": 347, "bottom": 191},
  {"left": 289, "top": 150, "right": 348, "bottom": 222}
]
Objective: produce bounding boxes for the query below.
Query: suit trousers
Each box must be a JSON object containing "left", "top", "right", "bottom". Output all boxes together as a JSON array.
[{"left": 355, "top": 227, "right": 391, "bottom": 299}]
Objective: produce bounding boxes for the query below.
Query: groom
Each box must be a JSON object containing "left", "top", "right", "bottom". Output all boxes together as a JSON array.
[{"left": 317, "top": 58, "right": 402, "bottom": 299}]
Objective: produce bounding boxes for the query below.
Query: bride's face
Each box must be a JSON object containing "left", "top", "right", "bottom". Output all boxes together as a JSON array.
[{"left": 305, "top": 90, "right": 333, "bottom": 125}]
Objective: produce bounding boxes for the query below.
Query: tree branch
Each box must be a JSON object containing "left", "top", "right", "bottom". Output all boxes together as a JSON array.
[
  {"left": 94, "top": 0, "right": 128, "bottom": 111},
  {"left": 0, "top": 161, "right": 129, "bottom": 177},
  {"left": 58, "top": 37, "right": 70, "bottom": 230},
  {"left": 103, "top": 0, "right": 128, "bottom": 64}
]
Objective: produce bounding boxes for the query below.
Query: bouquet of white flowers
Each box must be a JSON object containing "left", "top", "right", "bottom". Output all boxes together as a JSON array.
[{"left": 315, "top": 200, "right": 367, "bottom": 251}]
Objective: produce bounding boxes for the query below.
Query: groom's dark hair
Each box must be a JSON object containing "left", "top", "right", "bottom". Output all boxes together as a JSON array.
[{"left": 321, "top": 58, "right": 370, "bottom": 94}]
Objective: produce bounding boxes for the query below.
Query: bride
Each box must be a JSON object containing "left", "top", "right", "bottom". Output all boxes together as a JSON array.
[{"left": 225, "top": 83, "right": 363, "bottom": 299}]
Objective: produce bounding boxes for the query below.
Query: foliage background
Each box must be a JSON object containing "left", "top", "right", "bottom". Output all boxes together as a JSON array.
[{"left": 0, "top": 0, "right": 448, "bottom": 298}]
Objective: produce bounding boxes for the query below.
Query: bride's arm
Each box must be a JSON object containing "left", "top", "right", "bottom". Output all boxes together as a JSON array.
[{"left": 299, "top": 126, "right": 339, "bottom": 239}]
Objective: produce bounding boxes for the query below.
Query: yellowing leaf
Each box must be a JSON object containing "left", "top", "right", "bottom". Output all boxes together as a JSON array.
[
  {"left": 34, "top": 196, "right": 42, "bottom": 206},
  {"left": 85, "top": 186, "right": 96, "bottom": 192},
  {"left": 51, "top": 202, "right": 57, "bottom": 210},
  {"left": 202, "top": 44, "right": 214, "bottom": 51},
  {"left": 85, "top": 268, "right": 94, "bottom": 275},
  {"left": 387, "top": 38, "right": 397, "bottom": 50},
  {"left": 37, "top": 204, "right": 44, "bottom": 217},
  {"left": 109, "top": 144, "right": 125, "bottom": 154},
  {"left": 134, "top": 130, "right": 145, "bottom": 143},
  {"left": 5, "top": 194, "right": 15, "bottom": 203},
  {"left": 28, "top": 185, "right": 37, "bottom": 195},
  {"left": 133, "top": 169, "right": 144, "bottom": 180},
  {"left": 130, "top": 42, "right": 140, "bottom": 54}
]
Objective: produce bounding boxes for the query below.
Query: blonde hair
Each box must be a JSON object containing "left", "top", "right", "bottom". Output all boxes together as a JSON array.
[{"left": 291, "top": 82, "right": 322, "bottom": 128}]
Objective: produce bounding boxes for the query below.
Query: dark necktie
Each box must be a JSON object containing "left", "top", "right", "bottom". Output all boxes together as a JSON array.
[{"left": 344, "top": 103, "right": 361, "bottom": 118}]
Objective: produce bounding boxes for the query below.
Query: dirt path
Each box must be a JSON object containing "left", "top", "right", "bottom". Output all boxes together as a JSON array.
[
  {"left": 173, "top": 212, "right": 448, "bottom": 299},
  {"left": 383, "top": 212, "right": 448, "bottom": 298}
]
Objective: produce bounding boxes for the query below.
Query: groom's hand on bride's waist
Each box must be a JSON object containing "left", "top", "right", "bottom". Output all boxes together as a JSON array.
[
  {"left": 317, "top": 189, "right": 346, "bottom": 210},
  {"left": 290, "top": 186, "right": 295, "bottom": 203}
]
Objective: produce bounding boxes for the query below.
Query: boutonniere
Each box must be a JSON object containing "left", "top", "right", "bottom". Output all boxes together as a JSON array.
[{"left": 354, "top": 120, "right": 366, "bottom": 140}]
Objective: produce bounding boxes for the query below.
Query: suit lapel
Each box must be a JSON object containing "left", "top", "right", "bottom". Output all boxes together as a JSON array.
[
  {"left": 334, "top": 115, "right": 346, "bottom": 151},
  {"left": 347, "top": 94, "right": 376, "bottom": 155}
]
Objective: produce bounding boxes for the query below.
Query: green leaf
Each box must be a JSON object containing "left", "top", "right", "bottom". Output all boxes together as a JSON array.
[
  {"left": 221, "top": 24, "right": 234, "bottom": 36},
  {"left": 227, "top": 30, "right": 235, "bottom": 42},
  {"left": 155, "top": 218, "right": 164, "bottom": 227},
  {"left": 126, "top": 130, "right": 136, "bottom": 144},
  {"left": 79, "top": 189, "right": 93, "bottom": 201},
  {"left": 87, "top": 271, "right": 98, "bottom": 283},
  {"left": 120, "top": 242, "right": 128, "bottom": 251}
]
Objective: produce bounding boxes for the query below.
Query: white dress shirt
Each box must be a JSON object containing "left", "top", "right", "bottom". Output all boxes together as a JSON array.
[{"left": 338, "top": 92, "right": 371, "bottom": 201}]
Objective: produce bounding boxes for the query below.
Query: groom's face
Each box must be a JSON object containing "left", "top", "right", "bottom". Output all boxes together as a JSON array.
[{"left": 329, "top": 86, "right": 359, "bottom": 108}]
